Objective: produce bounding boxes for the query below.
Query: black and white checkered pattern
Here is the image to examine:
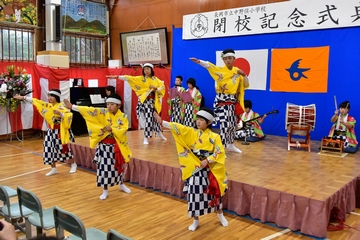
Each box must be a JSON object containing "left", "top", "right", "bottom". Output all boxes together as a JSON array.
[
  {"left": 43, "top": 128, "right": 74, "bottom": 164},
  {"left": 332, "top": 135, "right": 349, "bottom": 148},
  {"left": 213, "top": 93, "right": 238, "bottom": 147},
  {"left": 93, "top": 142, "right": 125, "bottom": 188},
  {"left": 183, "top": 168, "right": 222, "bottom": 217},
  {"left": 235, "top": 125, "right": 255, "bottom": 140},
  {"left": 136, "top": 98, "right": 162, "bottom": 138},
  {"left": 215, "top": 104, "right": 237, "bottom": 147},
  {"left": 183, "top": 103, "right": 196, "bottom": 128},
  {"left": 170, "top": 100, "right": 182, "bottom": 124}
]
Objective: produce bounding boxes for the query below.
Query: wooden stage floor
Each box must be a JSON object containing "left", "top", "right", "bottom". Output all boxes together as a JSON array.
[
  {"left": 70, "top": 129, "right": 360, "bottom": 238},
  {"left": 75, "top": 129, "right": 360, "bottom": 202},
  {"left": 2, "top": 129, "right": 360, "bottom": 239}
]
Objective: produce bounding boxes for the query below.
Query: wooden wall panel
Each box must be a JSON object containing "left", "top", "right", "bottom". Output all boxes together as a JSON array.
[{"left": 109, "top": 0, "right": 287, "bottom": 63}]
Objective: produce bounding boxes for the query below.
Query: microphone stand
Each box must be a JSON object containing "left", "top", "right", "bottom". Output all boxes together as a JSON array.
[{"left": 241, "top": 124, "right": 250, "bottom": 145}]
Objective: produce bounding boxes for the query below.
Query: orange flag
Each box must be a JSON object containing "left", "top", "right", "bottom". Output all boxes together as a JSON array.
[{"left": 270, "top": 47, "right": 329, "bottom": 92}]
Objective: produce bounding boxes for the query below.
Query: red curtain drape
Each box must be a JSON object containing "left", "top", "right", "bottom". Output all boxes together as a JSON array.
[{"left": 0, "top": 63, "right": 171, "bottom": 132}]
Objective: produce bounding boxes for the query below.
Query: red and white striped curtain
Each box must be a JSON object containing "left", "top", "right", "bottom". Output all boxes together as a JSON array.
[{"left": 0, "top": 63, "right": 171, "bottom": 135}]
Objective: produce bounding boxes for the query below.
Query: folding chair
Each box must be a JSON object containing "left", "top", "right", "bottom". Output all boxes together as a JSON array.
[
  {"left": 0, "top": 185, "right": 33, "bottom": 234},
  {"left": 107, "top": 229, "right": 133, "bottom": 240},
  {"left": 17, "top": 186, "right": 55, "bottom": 238},
  {"left": 0, "top": 185, "right": 17, "bottom": 217},
  {"left": 53, "top": 206, "right": 106, "bottom": 240}
]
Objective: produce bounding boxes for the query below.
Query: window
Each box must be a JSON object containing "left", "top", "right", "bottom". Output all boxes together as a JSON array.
[
  {"left": 62, "top": 34, "right": 105, "bottom": 66},
  {"left": 0, "top": 27, "right": 34, "bottom": 61}
]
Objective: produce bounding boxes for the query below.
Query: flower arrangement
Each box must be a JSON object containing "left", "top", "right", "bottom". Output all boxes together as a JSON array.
[{"left": 0, "top": 65, "right": 32, "bottom": 112}]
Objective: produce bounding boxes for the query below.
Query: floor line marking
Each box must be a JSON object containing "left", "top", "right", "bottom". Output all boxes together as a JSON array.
[
  {"left": 0, "top": 152, "right": 33, "bottom": 158},
  {"left": 351, "top": 212, "right": 360, "bottom": 216},
  {"left": 0, "top": 164, "right": 65, "bottom": 182},
  {"left": 260, "top": 229, "right": 291, "bottom": 240},
  {"left": 2, "top": 143, "right": 42, "bottom": 154}
]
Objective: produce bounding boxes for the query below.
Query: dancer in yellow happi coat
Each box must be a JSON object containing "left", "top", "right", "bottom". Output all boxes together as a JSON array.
[
  {"left": 154, "top": 107, "right": 228, "bottom": 231},
  {"left": 64, "top": 94, "right": 132, "bottom": 200},
  {"left": 190, "top": 48, "right": 250, "bottom": 154},
  {"left": 14, "top": 89, "right": 77, "bottom": 176},
  {"left": 118, "top": 63, "right": 166, "bottom": 145}
]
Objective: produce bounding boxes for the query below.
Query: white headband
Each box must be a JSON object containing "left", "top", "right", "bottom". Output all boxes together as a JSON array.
[
  {"left": 106, "top": 98, "right": 121, "bottom": 104},
  {"left": 221, "top": 52, "right": 236, "bottom": 58},
  {"left": 197, "top": 110, "right": 214, "bottom": 122},
  {"left": 48, "top": 91, "right": 61, "bottom": 97},
  {"left": 142, "top": 63, "right": 154, "bottom": 69}
]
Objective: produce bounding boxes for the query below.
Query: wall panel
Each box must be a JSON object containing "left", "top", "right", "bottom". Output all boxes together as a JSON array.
[{"left": 110, "top": 0, "right": 286, "bottom": 62}]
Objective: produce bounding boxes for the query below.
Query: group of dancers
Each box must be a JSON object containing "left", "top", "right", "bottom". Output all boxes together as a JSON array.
[{"left": 12, "top": 48, "right": 358, "bottom": 232}]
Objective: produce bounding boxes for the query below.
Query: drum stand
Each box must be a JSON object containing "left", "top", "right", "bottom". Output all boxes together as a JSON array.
[
  {"left": 320, "top": 137, "right": 344, "bottom": 155},
  {"left": 287, "top": 124, "right": 311, "bottom": 152}
]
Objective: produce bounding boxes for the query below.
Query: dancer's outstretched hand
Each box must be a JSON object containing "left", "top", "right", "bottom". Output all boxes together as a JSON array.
[
  {"left": 237, "top": 69, "right": 246, "bottom": 76},
  {"left": 13, "top": 94, "right": 24, "bottom": 100},
  {"left": 153, "top": 112, "right": 162, "bottom": 124},
  {"left": 63, "top": 99, "right": 72, "bottom": 109},
  {"left": 189, "top": 57, "right": 200, "bottom": 63}
]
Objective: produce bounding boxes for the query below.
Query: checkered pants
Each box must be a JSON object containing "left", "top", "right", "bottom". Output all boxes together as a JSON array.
[
  {"left": 332, "top": 133, "right": 349, "bottom": 148},
  {"left": 235, "top": 126, "right": 255, "bottom": 140},
  {"left": 183, "top": 168, "right": 222, "bottom": 217},
  {"left": 170, "top": 101, "right": 182, "bottom": 124},
  {"left": 93, "top": 142, "right": 125, "bottom": 188},
  {"left": 136, "top": 99, "right": 162, "bottom": 138},
  {"left": 215, "top": 104, "right": 237, "bottom": 147},
  {"left": 213, "top": 93, "right": 238, "bottom": 147},
  {"left": 43, "top": 128, "right": 74, "bottom": 165},
  {"left": 183, "top": 103, "right": 196, "bottom": 128}
]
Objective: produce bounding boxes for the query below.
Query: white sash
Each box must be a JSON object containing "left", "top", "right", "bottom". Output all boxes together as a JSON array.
[{"left": 336, "top": 114, "right": 348, "bottom": 131}]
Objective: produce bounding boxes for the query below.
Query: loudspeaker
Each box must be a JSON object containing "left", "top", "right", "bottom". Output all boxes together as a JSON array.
[{"left": 54, "top": 5, "right": 62, "bottom": 42}]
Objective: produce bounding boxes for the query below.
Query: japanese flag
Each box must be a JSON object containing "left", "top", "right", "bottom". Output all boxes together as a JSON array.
[{"left": 216, "top": 49, "right": 268, "bottom": 90}]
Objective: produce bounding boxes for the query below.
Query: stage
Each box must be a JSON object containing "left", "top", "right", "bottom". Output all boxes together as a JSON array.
[{"left": 69, "top": 129, "right": 360, "bottom": 238}]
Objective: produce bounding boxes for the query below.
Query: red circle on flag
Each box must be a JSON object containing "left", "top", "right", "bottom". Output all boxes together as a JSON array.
[{"left": 234, "top": 58, "right": 250, "bottom": 76}]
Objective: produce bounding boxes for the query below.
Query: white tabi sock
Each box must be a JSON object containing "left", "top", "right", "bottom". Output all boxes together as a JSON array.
[
  {"left": 157, "top": 132, "right": 167, "bottom": 141},
  {"left": 45, "top": 168, "right": 57, "bottom": 176},
  {"left": 188, "top": 219, "right": 199, "bottom": 231},
  {"left": 69, "top": 163, "right": 77, "bottom": 173},
  {"left": 217, "top": 213, "right": 228, "bottom": 227},
  {"left": 120, "top": 184, "right": 131, "bottom": 193},
  {"left": 100, "top": 190, "right": 108, "bottom": 200},
  {"left": 226, "top": 143, "right": 242, "bottom": 153}
]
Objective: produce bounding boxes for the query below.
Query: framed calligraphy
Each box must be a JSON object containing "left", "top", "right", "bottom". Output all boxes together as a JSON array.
[{"left": 120, "top": 28, "right": 170, "bottom": 66}]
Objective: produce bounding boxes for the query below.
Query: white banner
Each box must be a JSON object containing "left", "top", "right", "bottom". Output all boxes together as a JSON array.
[{"left": 183, "top": 0, "right": 360, "bottom": 39}]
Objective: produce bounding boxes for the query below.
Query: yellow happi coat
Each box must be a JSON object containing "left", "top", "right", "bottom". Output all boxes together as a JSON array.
[
  {"left": 32, "top": 99, "right": 72, "bottom": 144},
  {"left": 207, "top": 62, "right": 249, "bottom": 110},
  {"left": 122, "top": 75, "right": 165, "bottom": 113},
  {"left": 76, "top": 106, "right": 132, "bottom": 162},
  {"left": 169, "top": 123, "right": 227, "bottom": 196}
]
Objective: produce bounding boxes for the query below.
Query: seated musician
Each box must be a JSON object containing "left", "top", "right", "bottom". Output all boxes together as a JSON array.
[
  {"left": 235, "top": 100, "right": 266, "bottom": 142},
  {"left": 328, "top": 100, "right": 358, "bottom": 153}
]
